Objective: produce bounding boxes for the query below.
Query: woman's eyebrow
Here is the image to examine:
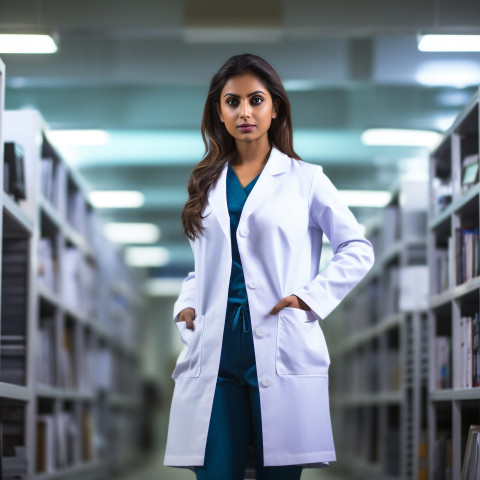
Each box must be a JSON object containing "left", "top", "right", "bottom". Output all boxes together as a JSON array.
[{"left": 223, "top": 90, "right": 266, "bottom": 98}]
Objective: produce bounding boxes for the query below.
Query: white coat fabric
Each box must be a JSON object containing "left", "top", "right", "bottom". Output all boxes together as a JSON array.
[{"left": 164, "top": 146, "right": 374, "bottom": 469}]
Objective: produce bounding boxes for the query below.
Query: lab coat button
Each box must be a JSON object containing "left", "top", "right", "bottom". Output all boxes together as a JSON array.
[
  {"left": 260, "top": 376, "right": 272, "bottom": 388},
  {"left": 239, "top": 227, "right": 249, "bottom": 237},
  {"left": 247, "top": 280, "right": 256, "bottom": 289},
  {"left": 255, "top": 327, "right": 265, "bottom": 338}
]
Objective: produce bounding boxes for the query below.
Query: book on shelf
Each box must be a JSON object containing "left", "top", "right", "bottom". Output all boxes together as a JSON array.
[
  {"left": 41, "top": 157, "right": 66, "bottom": 211},
  {"left": 448, "top": 236, "right": 455, "bottom": 289},
  {"left": 38, "top": 237, "right": 57, "bottom": 292},
  {"left": 67, "top": 187, "right": 86, "bottom": 234},
  {"left": 385, "top": 349, "right": 401, "bottom": 391},
  {"left": 385, "top": 428, "right": 400, "bottom": 475},
  {"left": 82, "top": 411, "right": 95, "bottom": 461},
  {"left": 95, "top": 347, "right": 112, "bottom": 391},
  {"left": 417, "top": 430, "right": 427, "bottom": 480},
  {"left": 82, "top": 260, "right": 98, "bottom": 320},
  {"left": 62, "top": 246, "right": 82, "bottom": 313},
  {"left": 383, "top": 265, "right": 399, "bottom": 316},
  {"left": 79, "top": 338, "right": 96, "bottom": 393},
  {"left": 3, "top": 142, "right": 26, "bottom": 202},
  {"left": 381, "top": 206, "right": 400, "bottom": 248},
  {"left": 456, "top": 317, "right": 467, "bottom": 389},
  {"left": 455, "top": 227, "right": 479, "bottom": 285},
  {"left": 3, "top": 445, "right": 28, "bottom": 480},
  {"left": 474, "top": 313, "right": 480, "bottom": 387},
  {"left": 434, "top": 248, "right": 449, "bottom": 294},
  {"left": 466, "top": 316, "right": 473, "bottom": 389},
  {"left": 58, "top": 328, "right": 75, "bottom": 389},
  {"left": 41, "top": 157, "right": 54, "bottom": 204},
  {"left": 432, "top": 177, "right": 453, "bottom": 215},
  {"left": 461, "top": 153, "right": 480, "bottom": 194},
  {"left": 36, "top": 319, "right": 55, "bottom": 386},
  {"left": 0, "top": 336, "right": 26, "bottom": 385},
  {"left": 435, "top": 336, "right": 451, "bottom": 389},
  {"left": 455, "top": 315, "right": 479, "bottom": 390},
  {"left": 36, "top": 415, "right": 55, "bottom": 473},
  {"left": 56, "top": 411, "right": 78, "bottom": 468},
  {"left": 399, "top": 265, "right": 428, "bottom": 311},
  {"left": 433, "top": 432, "right": 452, "bottom": 480}
]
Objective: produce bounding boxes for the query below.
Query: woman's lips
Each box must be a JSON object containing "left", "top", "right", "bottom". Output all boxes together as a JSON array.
[{"left": 238, "top": 124, "right": 255, "bottom": 132}]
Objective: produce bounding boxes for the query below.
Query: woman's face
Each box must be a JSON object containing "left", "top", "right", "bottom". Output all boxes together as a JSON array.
[{"left": 217, "top": 72, "right": 277, "bottom": 146}]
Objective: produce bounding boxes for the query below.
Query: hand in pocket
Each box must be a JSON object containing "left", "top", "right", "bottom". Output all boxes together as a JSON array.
[{"left": 178, "top": 307, "right": 195, "bottom": 330}]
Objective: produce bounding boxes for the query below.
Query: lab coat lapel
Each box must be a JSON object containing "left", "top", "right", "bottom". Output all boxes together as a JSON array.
[
  {"left": 208, "top": 162, "right": 230, "bottom": 242},
  {"left": 240, "top": 147, "right": 290, "bottom": 223},
  {"left": 207, "top": 148, "right": 290, "bottom": 240}
]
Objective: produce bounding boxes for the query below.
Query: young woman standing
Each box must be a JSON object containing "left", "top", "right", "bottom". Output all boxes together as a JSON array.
[{"left": 164, "top": 53, "right": 374, "bottom": 480}]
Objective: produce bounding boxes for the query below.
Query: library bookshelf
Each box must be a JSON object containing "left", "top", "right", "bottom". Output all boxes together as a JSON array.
[
  {"left": 324, "top": 178, "right": 429, "bottom": 480},
  {"left": 428, "top": 87, "right": 480, "bottom": 480},
  {"left": 0, "top": 108, "right": 147, "bottom": 480}
]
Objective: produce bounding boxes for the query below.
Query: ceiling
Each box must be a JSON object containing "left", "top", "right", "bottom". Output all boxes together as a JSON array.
[{"left": 1, "top": 0, "right": 480, "bottom": 279}]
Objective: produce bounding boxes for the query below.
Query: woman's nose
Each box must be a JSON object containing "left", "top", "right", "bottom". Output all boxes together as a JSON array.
[{"left": 241, "top": 101, "right": 251, "bottom": 119}]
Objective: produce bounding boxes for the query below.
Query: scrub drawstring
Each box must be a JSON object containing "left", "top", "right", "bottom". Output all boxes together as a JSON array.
[{"left": 231, "top": 304, "right": 250, "bottom": 333}]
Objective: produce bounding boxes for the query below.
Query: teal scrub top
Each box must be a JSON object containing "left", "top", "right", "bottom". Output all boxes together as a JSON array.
[{"left": 226, "top": 163, "right": 261, "bottom": 307}]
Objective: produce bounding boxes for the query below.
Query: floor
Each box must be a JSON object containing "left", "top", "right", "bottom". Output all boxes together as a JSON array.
[{"left": 118, "top": 453, "right": 352, "bottom": 480}]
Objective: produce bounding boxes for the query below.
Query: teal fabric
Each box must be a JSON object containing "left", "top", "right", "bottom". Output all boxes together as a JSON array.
[
  {"left": 226, "top": 163, "right": 260, "bottom": 306},
  {"left": 195, "top": 306, "right": 303, "bottom": 480},
  {"left": 195, "top": 163, "right": 303, "bottom": 480}
]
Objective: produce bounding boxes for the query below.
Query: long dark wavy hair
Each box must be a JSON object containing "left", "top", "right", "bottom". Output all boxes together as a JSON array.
[{"left": 182, "top": 53, "right": 300, "bottom": 240}]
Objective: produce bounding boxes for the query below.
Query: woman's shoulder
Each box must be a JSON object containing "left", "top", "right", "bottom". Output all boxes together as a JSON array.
[{"left": 286, "top": 155, "right": 323, "bottom": 179}]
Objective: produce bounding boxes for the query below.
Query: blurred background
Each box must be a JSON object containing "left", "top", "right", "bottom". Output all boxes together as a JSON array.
[{"left": 0, "top": 1, "right": 479, "bottom": 479}]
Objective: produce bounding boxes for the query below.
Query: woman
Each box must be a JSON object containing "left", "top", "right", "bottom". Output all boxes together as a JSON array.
[{"left": 164, "top": 53, "right": 374, "bottom": 480}]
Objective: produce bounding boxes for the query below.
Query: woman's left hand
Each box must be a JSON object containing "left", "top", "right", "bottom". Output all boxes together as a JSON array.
[{"left": 270, "top": 295, "right": 311, "bottom": 315}]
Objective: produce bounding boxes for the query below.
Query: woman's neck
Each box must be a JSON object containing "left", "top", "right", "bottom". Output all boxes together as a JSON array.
[{"left": 233, "top": 138, "right": 272, "bottom": 167}]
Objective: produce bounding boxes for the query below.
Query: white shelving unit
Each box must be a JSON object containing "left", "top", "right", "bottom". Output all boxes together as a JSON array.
[
  {"left": 428, "top": 88, "right": 480, "bottom": 480},
  {"left": 0, "top": 109, "right": 147, "bottom": 480},
  {"left": 324, "top": 178, "right": 429, "bottom": 480}
]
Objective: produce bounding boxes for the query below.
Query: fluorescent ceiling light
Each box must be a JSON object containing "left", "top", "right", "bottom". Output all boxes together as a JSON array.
[
  {"left": 361, "top": 129, "right": 442, "bottom": 148},
  {"left": 89, "top": 191, "right": 144, "bottom": 208},
  {"left": 434, "top": 115, "right": 457, "bottom": 132},
  {"left": 415, "top": 60, "right": 480, "bottom": 88},
  {"left": 125, "top": 246, "right": 170, "bottom": 267},
  {"left": 184, "top": 27, "right": 282, "bottom": 43},
  {"left": 104, "top": 223, "right": 160, "bottom": 244},
  {"left": 144, "top": 278, "right": 185, "bottom": 296},
  {"left": 418, "top": 34, "right": 480, "bottom": 52},
  {"left": 0, "top": 34, "right": 58, "bottom": 54},
  {"left": 283, "top": 79, "right": 319, "bottom": 92},
  {"left": 338, "top": 190, "right": 391, "bottom": 208},
  {"left": 48, "top": 130, "right": 110, "bottom": 146}
]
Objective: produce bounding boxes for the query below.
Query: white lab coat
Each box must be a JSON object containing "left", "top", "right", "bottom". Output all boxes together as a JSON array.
[{"left": 164, "top": 146, "right": 374, "bottom": 468}]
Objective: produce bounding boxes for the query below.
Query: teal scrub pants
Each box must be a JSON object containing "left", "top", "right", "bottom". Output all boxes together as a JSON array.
[{"left": 195, "top": 304, "right": 303, "bottom": 480}]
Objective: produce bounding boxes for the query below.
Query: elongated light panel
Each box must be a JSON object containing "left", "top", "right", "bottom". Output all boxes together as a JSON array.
[
  {"left": 90, "top": 191, "right": 144, "bottom": 208},
  {"left": 339, "top": 190, "right": 391, "bottom": 208},
  {"left": 104, "top": 223, "right": 160, "bottom": 243},
  {"left": 125, "top": 246, "right": 170, "bottom": 267},
  {"left": 419, "top": 35, "right": 480, "bottom": 52},
  {"left": 0, "top": 34, "right": 58, "bottom": 54},
  {"left": 362, "top": 129, "right": 442, "bottom": 148},
  {"left": 48, "top": 130, "right": 110, "bottom": 146}
]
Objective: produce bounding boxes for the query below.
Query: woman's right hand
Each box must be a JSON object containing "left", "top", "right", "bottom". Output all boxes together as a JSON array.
[{"left": 178, "top": 308, "right": 195, "bottom": 330}]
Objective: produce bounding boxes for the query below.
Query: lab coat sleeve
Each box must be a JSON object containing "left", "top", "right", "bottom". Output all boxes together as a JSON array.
[
  {"left": 173, "top": 271, "right": 196, "bottom": 322},
  {"left": 173, "top": 239, "right": 196, "bottom": 322},
  {"left": 292, "top": 166, "right": 375, "bottom": 321}
]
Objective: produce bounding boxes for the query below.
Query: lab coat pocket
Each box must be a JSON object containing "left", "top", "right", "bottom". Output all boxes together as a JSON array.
[
  {"left": 172, "top": 315, "right": 204, "bottom": 381},
  {"left": 276, "top": 307, "right": 330, "bottom": 376}
]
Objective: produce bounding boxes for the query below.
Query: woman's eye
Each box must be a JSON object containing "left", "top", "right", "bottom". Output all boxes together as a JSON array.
[
  {"left": 251, "top": 96, "right": 263, "bottom": 105},
  {"left": 226, "top": 98, "right": 239, "bottom": 106}
]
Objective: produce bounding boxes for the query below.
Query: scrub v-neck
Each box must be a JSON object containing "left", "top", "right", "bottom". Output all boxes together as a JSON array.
[
  {"left": 226, "top": 163, "right": 261, "bottom": 305},
  {"left": 230, "top": 164, "right": 261, "bottom": 194}
]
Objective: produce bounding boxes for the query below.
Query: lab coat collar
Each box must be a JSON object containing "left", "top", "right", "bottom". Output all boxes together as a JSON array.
[{"left": 208, "top": 146, "right": 291, "bottom": 241}]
